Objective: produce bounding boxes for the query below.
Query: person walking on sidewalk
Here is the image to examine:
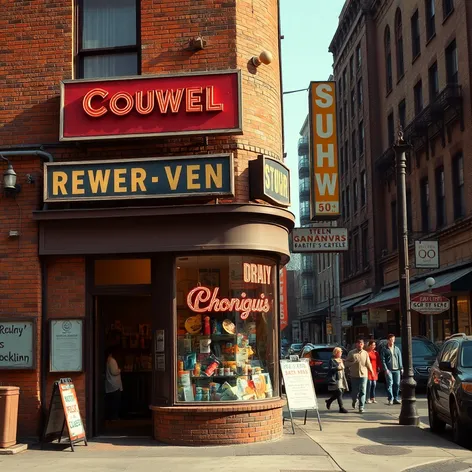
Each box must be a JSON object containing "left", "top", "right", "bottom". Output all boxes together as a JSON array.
[
  {"left": 381, "top": 334, "right": 403, "bottom": 405},
  {"left": 345, "top": 338, "right": 374, "bottom": 414},
  {"left": 366, "top": 340, "right": 380, "bottom": 404},
  {"left": 325, "top": 347, "right": 349, "bottom": 414}
]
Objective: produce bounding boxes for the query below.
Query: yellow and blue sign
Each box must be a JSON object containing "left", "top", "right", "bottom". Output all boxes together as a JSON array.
[
  {"left": 249, "top": 155, "right": 290, "bottom": 207},
  {"left": 44, "top": 154, "right": 234, "bottom": 202}
]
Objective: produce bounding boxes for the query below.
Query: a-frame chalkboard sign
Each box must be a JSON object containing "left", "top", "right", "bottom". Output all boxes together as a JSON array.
[{"left": 41, "top": 378, "right": 88, "bottom": 451}]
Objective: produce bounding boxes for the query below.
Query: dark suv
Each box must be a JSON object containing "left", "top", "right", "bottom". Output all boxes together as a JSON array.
[
  {"left": 377, "top": 336, "right": 439, "bottom": 387},
  {"left": 300, "top": 344, "right": 349, "bottom": 387},
  {"left": 428, "top": 333, "right": 472, "bottom": 446}
]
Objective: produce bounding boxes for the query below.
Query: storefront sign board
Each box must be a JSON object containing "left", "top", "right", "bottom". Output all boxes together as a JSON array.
[
  {"left": 0, "top": 319, "right": 35, "bottom": 369},
  {"left": 44, "top": 154, "right": 234, "bottom": 202},
  {"left": 291, "top": 227, "right": 348, "bottom": 252},
  {"left": 50, "top": 319, "right": 83, "bottom": 372},
  {"left": 411, "top": 293, "right": 450, "bottom": 314},
  {"left": 415, "top": 241, "right": 439, "bottom": 269},
  {"left": 60, "top": 70, "right": 242, "bottom": 141},
  {"left": 309, "top": 81, "right": 340, "bottom": 219},
  {"left": 249, "top": 155, "right": 290, "bottom": 207}
]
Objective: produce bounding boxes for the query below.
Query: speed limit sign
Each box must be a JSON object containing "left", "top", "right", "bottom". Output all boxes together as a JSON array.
[{"left": 415, "top": 240, "right": 439, "bottom": 269}]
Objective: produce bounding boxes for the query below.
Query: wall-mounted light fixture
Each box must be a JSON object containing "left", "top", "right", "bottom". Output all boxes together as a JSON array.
[
  {"left": 251, "top": 50, "right": 273, "bottom": 67},
  {"left": 0, "top": 154, "right": 21, "bottom": 194},
  {"left": 187, "top": 36, "right": 207, "bottom": 51}
]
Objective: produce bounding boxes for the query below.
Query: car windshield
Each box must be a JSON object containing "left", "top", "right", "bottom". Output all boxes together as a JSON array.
[
  {"left": 460, "top": 342, "right": 472, "bottom": 368},
  {"left": 387, "top": 338, "right": 438, "bottom": 356}
]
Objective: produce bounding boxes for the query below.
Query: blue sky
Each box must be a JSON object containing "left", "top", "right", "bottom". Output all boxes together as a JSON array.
[{"left": 280, "top": 0, "right": 345, "bottom": 224}]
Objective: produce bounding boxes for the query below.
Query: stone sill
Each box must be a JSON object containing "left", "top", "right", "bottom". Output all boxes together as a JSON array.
[{"left": 150, "top": 398, "right": 285, "bottom": 413}]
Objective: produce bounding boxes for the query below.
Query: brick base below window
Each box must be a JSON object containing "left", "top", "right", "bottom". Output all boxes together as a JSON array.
[{"left": 151, "top": 399, "right": 285, "bottom": 445}]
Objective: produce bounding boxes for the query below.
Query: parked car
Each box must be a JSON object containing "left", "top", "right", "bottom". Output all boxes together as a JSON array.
[
  {"left": 300, "top": 344, "right": 349, "bottom": 388},
  {"left": 287, "top": 342, "right": 304, "bottom": 357},
  {"left": 377, "top": 336, "right": 439, "bottom": 388},
  {"left": 427, "top": 333, "right": 472, "bottom": 446}
]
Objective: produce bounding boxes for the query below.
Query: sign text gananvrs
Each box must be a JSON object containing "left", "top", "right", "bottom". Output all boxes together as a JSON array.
[{"left": 291, "top": 227, "right": 348, "bottom": 252}]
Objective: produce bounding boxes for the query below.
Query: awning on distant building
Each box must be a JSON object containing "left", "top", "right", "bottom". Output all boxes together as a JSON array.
[
  {"left": 341, "top": 294, "right": 370, "bottom": 312},
  {"left": 355, "top": 265, "right": 472, "bottom": 311}
]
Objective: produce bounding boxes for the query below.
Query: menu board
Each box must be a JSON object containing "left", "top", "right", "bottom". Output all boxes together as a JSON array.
[
  {"left": 280, "top": 358, "right": 318, "bottom": 411},
  {"left": 0, "top": 320, "right": 35, "bottom": 369},
  {"left": 59, "top": 382, "right": 86, "bottom": 442},
  {"left": 50, "top": 320, "right": 83, "bottom": 372}
]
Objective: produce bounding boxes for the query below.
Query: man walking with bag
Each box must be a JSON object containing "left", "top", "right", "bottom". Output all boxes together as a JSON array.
[{"left": 381, "top": 334, "right": 403, "bottom": 405}]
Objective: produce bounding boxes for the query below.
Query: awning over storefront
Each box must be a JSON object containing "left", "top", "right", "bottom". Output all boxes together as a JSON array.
[
  {"left": 355, "top": 265, "right": 472, "bottom": 311},
  {"left": 300, "top": 301, "right": 330, "bottom": 321},
  {"left": 341, "top": 294, "right": 370, "bottom": 312}
]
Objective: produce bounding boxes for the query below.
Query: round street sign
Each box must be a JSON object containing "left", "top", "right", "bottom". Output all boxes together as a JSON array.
[{"left": 411, "top": 292, "right": 450, "bottom": 315}]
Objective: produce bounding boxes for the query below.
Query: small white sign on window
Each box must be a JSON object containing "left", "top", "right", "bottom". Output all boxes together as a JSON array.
[{"left": 415, "top": 240, "right": 439, "bottom": 269}]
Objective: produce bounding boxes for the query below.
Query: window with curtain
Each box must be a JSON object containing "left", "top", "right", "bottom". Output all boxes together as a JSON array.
[
  {"left": 78, "top": 0, "right": 139, "bottom": 79},
  {"left": 395, "top": 9, "right": 404, "bottom": 79},
  {"left": 384, "top": 26, "right": 393, "bottom": 93}
]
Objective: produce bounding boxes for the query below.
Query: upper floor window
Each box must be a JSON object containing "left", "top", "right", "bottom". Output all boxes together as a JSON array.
[
  {"left": 398, "top": 99, "right": 406, "bottom": 129},
  {"left": 385, "top": 26, "right": 393, "bottom": 93},
  {"left": 352, "top": 130, "right": 357, "bottom": 163},
  {"left": 343, "top": 69, "right": 348, "bottom": 94},
  {"left": 435, "top": 166, "right": 446, "bottom": 228},
  {"left": 357, "top": 78, "right": 363, "bottom": 108},
  {"left": 78, "top": 0, "right": 139, "bottom": 79},
  {"left": 395, "top": 9, "right": 404, "bottom": 79},
  {"left": 387, "top": 112, "right": 395, "bottom": 147},
  {"left": 446, "top": 39, "right": 459, "bottom": 85},
  {"left": 356, "top": 43, "right": 362, "bottom": 70},
  {"left": 361, "top": 170, "right": 367, "bottom": 207},
  {"left": 358, "top": 121, "right": 365, "bottom": 156},
  {"left": 414, "top": 80, "right": 423, "bottom": 115},
  {"left": 353, "top": 179, "right": 358, "bottom": 213},
  {"left": 452, "top": 152, "right": 465, "bottom": 219},
  {"left": 425, "top": 0, "right": 436, "bottom": 41},
  {"left": 349, "top": 55, "right": 354, "bottom": 82},
  {"left": 420, "top": 177, "right": 430, "bottom": 232},
  {"left": 443, "top": 0, "right": 454, "bottom": 19},
  {"left": 411, "top": 10, "right": 421, "bottom": 59},
  {"left": 429, "top": 61, "right": 439, "bottom": 101},
  {"left": 351, "top": 89, "right": 356, "bottom": 118}
]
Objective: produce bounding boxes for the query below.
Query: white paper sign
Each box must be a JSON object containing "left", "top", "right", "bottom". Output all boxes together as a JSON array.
[
  {"left": 0, "top": 320, "right": 34, "bottom": 369},
  {"left": 415, "top": 240, "right": 439, "bottom": 269},
  {"left": 50, "top": 320, "right": 83, "bottom": 372},
  {"left": 280, "top": 359, "right": 318, "bottom": 411}
]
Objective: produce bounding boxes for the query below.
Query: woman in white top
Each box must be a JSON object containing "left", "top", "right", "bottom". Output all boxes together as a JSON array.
[{"left": 105, "top": 347, "right": 123, "bottom": 420}]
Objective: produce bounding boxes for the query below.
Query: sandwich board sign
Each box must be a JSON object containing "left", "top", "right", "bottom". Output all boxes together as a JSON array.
[
  {"left": 42, "top": 378, "right": 87, "bottom": 451},
  {"left": 280, "top": 357, "right": 321, "bottom": 433}
]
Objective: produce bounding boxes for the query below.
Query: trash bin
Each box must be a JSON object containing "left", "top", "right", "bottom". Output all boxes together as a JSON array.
[{"left": 0, "top": 387, "right": 20, "bottom": 448}]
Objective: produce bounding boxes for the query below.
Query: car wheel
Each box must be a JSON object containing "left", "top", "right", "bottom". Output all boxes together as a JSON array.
[
  {"left": 451, "top": 401, "right": 469, "bottom": 447},
  {"left": 428, "top": 394, "right": 445, "bottom": 433}
]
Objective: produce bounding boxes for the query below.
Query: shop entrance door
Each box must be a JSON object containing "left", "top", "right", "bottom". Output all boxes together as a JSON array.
[{"left": 93, "top": 294, "right": 153, "bottom": 437}]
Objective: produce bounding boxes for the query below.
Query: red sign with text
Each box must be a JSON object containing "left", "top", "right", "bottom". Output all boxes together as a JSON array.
[
  {"left": 279, "top": 268, "right": 288, "bottom": 331},
  {"left": 60, "top": 70, "right": 242, "bottom": 141}
]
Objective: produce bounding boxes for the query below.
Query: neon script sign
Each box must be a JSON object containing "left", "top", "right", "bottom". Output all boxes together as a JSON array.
[{"left": 187, "top": 287, "right": 271, "bottom": 320}]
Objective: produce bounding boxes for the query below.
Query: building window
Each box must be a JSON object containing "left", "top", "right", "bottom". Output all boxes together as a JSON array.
[
  {"left": 357, "top": 78, "right": 363, "bottom": 108},
  {"left": 414, "top": 80, "right": 423, "bottom": 115},
  {"left": 176, "top": 255, "right": 278, "bottom": 402},
  {"left": 78, "top": 0, "right": 139, "bottom": 79},
  {"left": 420, "top": 177, "right": 430, "bottom": 232},
  {"left": 343, "top": 69, "right": 348, "bottom": 93},
  {"left": 387, "top": 112, "right": 395, "bottom": 146},
  {"left": 429, "top": 61, "right": 439, "bottom": 101},
  {"left": 398, "top": 99, "right": 406, "bottom": 129},
  {"left": 361, "top": 171, "right": 367, "bottom": 207},
  {"left": 346, "top": 186, "right": 351, "bottom": 219},
  {"left": 361, "top": 224, "right": 369, "bottom": 267},
  {"left": 353, "top": 179, "right": 358, "bottom": 213},
  {"left": 446, "top": 39, "right": 458, "bottom": 85},
  {"left": 351, "top": 89, "right": 356, "bottom": 117},
  {"left": 384, "top": 26, "right": 393, "bottom": 93},
  {"left": 356, "top": 43, "right": 362, "bottom": 70},
  {"left": 435, "top": 166, "right": 446, "bottom": 228},
  {"left": 406, "top": 190, "right": 413, "bottom": 232},
  {"left": 391, "top": 200, "right": 398, "bottom": 251},
  {"left": 425, "top": 0, "right": 436, "bottom": 40},
  {"left": 443, "top": 0, "right": 454, "bottom": 19},
  {"left": 395, "top": 9, "right": 404, "bottom": 79},
  {"left": 358, "top": 121, "right": 365, "bottom": 156},
  {"left": 353, "top": 231, "right": 359, "bottom": 273},
  {"left": 452, "top": 153, "right": 465, "bottom": 219},
  {"left": 300, "top": 200, "right": 310, "bottom": 220},
  {"left": 339, "top": 107, "right": 343, "bottom": 130},
  {"left": 411, "top": 10, "right": 421, "bottom": 59},
  {"left": 300, "top": 177, "right": 310, "bottom": 193},
  {"left": 344, "top": 103, "right": 348, "bottom": 129},
  {"left": 349, "top": 55, "right": 354, "bottom": 82},
  {"left": 352, "top": 130, "right": 357, "bottom": 163}
]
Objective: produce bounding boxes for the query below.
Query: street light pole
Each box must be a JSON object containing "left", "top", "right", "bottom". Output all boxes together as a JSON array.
[{"left": 394, "top": 129, "right": 420, "bottom": 426}]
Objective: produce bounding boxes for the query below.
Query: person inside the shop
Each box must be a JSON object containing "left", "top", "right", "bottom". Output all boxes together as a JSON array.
[{"left": 105, "top": 346, "right": 123, "bottom": 420}]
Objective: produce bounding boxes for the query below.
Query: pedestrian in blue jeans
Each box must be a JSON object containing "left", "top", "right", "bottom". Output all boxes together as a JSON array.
[
  {"left": 345, "top": 338, "right": 374, "bottom": 414},
  {"left": 381, "top": 334, "right": 403, "bottom": 405}
]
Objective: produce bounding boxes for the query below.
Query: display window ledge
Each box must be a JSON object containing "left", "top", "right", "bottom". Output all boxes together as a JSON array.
[{"left": 150, "top": 397, "right": 285, "bottom": 413}]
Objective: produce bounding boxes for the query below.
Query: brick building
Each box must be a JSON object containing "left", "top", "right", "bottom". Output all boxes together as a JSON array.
[
  {"left": 330, "top": 0, "right": 472, "bottom": 342},
  {"left": 0, "top": 0, "right": 293, "bottom": 445}
]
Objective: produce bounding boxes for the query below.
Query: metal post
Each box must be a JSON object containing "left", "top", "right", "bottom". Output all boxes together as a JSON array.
[
  {"left": 395, "top": 130, "right": 420, "bottom": 426},
  {"left": 333, "top": 253, "right": 342, "bottom": 344}
]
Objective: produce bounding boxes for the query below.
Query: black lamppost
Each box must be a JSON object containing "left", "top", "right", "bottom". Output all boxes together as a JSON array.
[{"left": 394, "top": 130, "right": 420, "bottom": 426}]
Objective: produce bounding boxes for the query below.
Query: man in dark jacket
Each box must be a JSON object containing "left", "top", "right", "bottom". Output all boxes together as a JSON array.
[{"left": 381, "top": 334, "right": 403, "bottom": 405}]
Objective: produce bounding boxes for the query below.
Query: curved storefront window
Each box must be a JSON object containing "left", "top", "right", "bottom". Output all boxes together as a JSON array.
[{"left": 175, "top": 255, "right": 278, "bottom": 402}]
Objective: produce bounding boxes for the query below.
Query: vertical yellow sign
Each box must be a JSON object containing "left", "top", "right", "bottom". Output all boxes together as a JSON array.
[{"left": 309, "top": 81, "right": 340, "bottom": 219}]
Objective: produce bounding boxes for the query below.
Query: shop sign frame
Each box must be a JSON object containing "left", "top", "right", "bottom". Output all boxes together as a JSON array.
[
  {"left": 290, "top": 226, "right": 348, "bottom": 253},
  {"left": 414, "top": 240, "right": 439, "bottom": 269},
  {"left": 43, "top": 154, "right": 235, "bottom": 203},
  {"left": 59, "top": 69, "right": 242, "bottom": 141},
  {"left": 0, "top": 317, "right": 37, "bottom": 370},
  {"left": 50, "top": 319, "right": 84, "bottom": 373},
  {"left": 411, "top": 293, "right": 450, "bottom": 315},
  {"left": 308, "top": 81, "right": 340, "bottom": 220}
]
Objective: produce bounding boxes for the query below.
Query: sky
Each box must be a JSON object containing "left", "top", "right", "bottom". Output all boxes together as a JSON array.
[{"left": 280, "top": 0, "right": 346, "bottom": 225}]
